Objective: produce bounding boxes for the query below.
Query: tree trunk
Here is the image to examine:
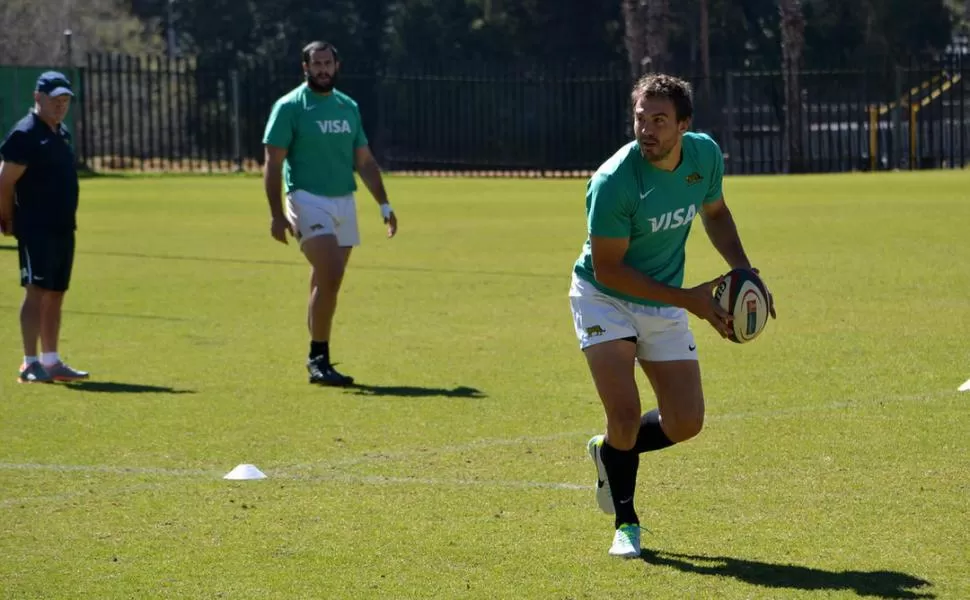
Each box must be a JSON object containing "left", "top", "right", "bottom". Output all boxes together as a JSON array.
[
  {"left": 621, "top": 0, "right": 670, "bottom": 80},
  {"left": 778, "top": 0, "right": 806, "bottom": 173},
  {"left": 644, "top": 0, "right": 670, "bottom": 74},
  {"left": 621, "top": 0, "right": 647, "bottom": 80},
  {"left": 700, "top": 0, "right": 711, "bottom": 97}
]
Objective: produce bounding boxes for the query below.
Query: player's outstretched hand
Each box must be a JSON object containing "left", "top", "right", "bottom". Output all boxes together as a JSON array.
[
  {"left": 270, "top": 216, "right": 293, "bottom": 244},
  {"left": 684, "top": 277, "right": 733, "bottom": 339},
  {"left": 385, "top": 211, "right": 398, "bottom": 238}
]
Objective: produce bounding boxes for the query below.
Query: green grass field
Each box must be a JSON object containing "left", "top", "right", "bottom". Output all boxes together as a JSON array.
[{"left": 1, "top": 171, "right": 968, "bottom": 599}]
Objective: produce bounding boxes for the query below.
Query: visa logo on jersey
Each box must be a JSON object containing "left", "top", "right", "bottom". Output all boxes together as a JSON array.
[
  {"left": 316, "top": 119, "right": 352, "bottom": 134},
  {"left": 648, "top": 204, "right": 697, "bottom": 233}
]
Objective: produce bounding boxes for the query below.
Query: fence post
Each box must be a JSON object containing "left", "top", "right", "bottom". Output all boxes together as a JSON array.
[
  {"left": 868, "top": 105, "right": 878, "bottom": 171},
  {"left": 230, "top": 69, "right": 242, "bottom": 172},
  {"left": 64, "top": 30, "right": 74, "bottom": 67},
  {"left": 892, "top": 65, "right": 903, "bottom": 169},
  {"left": 725, "top": 71, "right": 736, "bottom": 174},
  {"left": 375, "top": 63, "right": 385, "bottom": 167},
  {"left": 12, "top": 65, "right": 20, "bottom": 120},
  {"left": 909, "top": 103, "right": 919, "bottom": 170}
]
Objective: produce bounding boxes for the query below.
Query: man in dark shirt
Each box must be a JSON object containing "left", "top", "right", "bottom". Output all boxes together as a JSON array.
[{"left": 0, "top": 71, "right": 89, "bottom": 383}]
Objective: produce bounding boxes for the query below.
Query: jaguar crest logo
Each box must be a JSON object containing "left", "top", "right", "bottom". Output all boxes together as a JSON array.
[{"left": 685, "top": 172, "right": 704, "bottom": 186}]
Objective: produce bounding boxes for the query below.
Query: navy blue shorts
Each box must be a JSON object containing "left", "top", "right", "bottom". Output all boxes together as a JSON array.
[{"left": 17, "top": 232, "right": 75, "bottom": 292}]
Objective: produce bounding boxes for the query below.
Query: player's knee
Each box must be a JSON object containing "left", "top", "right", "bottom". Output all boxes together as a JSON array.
[
  {"left": 607, "top": 427, "right": 638, "bottom": 451},
  {"left": 311, "top": 261, "right": 345, "bottom": 290},
  {"left": 23, "top": 286, "right": 44, "bottom": 302},
  {"left": 606, "top": 409, "right": 641, "bottom": 450},
  {"left": 665, "top": 411, "right": 704, "bottom": 443}
]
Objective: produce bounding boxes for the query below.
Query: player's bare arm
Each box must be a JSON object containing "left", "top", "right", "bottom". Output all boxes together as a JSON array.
[
  {"left": 263, "top": 145, "right": 293, "bottom": 244},
  {"left": 700, "top": 196, "right": 751, "bottom": 270},
  {"left": 354, "top": 145, "right": 397, "bottom": 237},
  {"left": 353, "top": 146, "right": 387, "bottom": 203},
  {"left": 701, "top": 198, "right": 777, "bottom": 318},
  {"left": 591, "top": 235, "right": 732, "bottom": 337},
  {"left": 0, "top": 160, "right": 26, "bottom": 236}
]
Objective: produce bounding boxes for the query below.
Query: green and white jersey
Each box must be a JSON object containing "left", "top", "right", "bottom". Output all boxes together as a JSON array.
[
  {"left": 573, "top": 132, "right": 725, "bottom": 307},
  {"left": 262, "top": 84, "right": 369, "bottom": 198}
]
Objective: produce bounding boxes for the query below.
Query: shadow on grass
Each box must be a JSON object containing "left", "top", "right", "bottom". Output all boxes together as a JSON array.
[
  {"left": 0, "top": 305, "right": 189, "bottom": 322},
  {"left": 640, "top": 549, "right": 934, "bottom": 599},
  {"left": 63, "top": 381, "right": 196, "bottom": 394},
  {"left": 343, "top": 383, "right": 486, "bottom": 399},
  {"left": 73, "top": 249, "right": 562, "bottom": 279},
  {"left": 77, "top": 169, "right": 128, "bottom": 179}
]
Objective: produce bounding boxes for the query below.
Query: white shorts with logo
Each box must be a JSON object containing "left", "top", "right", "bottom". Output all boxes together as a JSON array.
[
  {"left": 568, "top": 273, "right": 697, "bottom": 362},
  {"left": 285, "top": 190, "right": 360, "bottom": 248}
]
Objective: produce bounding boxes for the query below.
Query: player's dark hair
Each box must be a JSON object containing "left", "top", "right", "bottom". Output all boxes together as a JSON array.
[
  {"left": 631, "top": 74, "right": 693, "bottom": 122},
  {"left": 302, "top": 41, "right": 339, "bottom": 64}
]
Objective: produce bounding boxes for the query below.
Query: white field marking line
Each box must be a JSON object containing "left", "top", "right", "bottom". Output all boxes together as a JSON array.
[
  {"left": 0, "top": 490, "right": 99, "bottom": 508},
  {"left": 0, "top": 463, "right": 219, "bottom": 477},
  {"left": 280, "top": 430, "right": 590, "bottom": 472},
  {"left": 272, "top": 472, "right": 588, "bottom": 490},
  {"left": 0, "top": 462, "right": 587, "bottom": 494},
  {"left": 276, "top": 389, "right": 957, "bottom": 475},
  {"left": 0, "top": 465, "right": 218, "bottom": 509},
  {"left": 0, "top": 482, "right": 166, "bottom": 509},
  {"left": 709, "top": 389, "right": 956, "bottom": 421},
  {"left": 0, "top": 388, "right": 956, "bottom": 499}
]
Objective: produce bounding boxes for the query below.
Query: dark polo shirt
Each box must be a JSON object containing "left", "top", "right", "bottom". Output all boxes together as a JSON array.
[{"left": 0, "top": 111, "right": 79, "bottom": 234}]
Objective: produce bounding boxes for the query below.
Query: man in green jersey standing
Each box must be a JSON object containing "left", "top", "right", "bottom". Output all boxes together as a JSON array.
[
  {"left": 569, "top": 74, "right": 775, "bottom": 557},
  {"left": 263, "top": 41, "right": 397, "bottom": 386}
]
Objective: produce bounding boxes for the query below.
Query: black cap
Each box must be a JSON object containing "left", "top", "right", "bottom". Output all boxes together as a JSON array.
[{"left": 36, "top": 71, "right": 74, "bottom": 97}]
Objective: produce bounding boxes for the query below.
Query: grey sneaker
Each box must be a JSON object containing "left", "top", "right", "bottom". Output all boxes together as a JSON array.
[
  {"left": 18, "top": 362, "right": 52, "bottom": 384},
  {"left": 44, "top": 362, "right": 90, "bottom": 382},
  {"left": 307, "top": 356, "right": 354, "bottom": 386}
]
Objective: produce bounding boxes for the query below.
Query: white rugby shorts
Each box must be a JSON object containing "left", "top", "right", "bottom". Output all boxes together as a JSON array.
[
  {"left": 568, "top": 273, "right": 698, "bottom": 362},
  {"left": 285, "top": 190, "right": 360, "bottom": 247}
]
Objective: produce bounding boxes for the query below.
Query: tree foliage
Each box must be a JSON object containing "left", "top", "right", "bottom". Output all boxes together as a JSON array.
[
  {"left": 1, "top": 0, "right": 163, "bottom": 66},
  {"left": 2, "top": 0, "right": 959, "bottom": 73}
]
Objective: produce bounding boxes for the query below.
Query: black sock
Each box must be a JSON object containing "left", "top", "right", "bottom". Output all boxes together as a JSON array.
[
  {"left": 309, "top": 341, "right": 329, "bottom": 363},
  {"left": 634, "top": 409, "right": 675, "bottom": 454},
  {"left": 600, "top": 441, "right": 640, "bottom": 528}
]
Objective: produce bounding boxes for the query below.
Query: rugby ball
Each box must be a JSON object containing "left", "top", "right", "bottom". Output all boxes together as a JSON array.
[{"left": 713, "top": 268, "right": 772, "bottom": 344}]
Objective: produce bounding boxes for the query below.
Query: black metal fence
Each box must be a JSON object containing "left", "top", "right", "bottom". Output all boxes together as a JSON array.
[{"left": 20, "top": 54, "right": 970, "bottom": 175}]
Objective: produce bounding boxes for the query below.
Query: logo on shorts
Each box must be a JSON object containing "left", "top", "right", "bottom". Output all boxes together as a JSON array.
[
  {"left": 685, "top": 172, "right": 704, "bottom": 186},
  {"left": 688, "top": 344, "right": 696, "bottom": 351},
  {"left": 309, "top": 224, "right": 324, "bottom": 231},
  {"left": 584, "top": 325, "right": 606, "bottom": 338}
]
